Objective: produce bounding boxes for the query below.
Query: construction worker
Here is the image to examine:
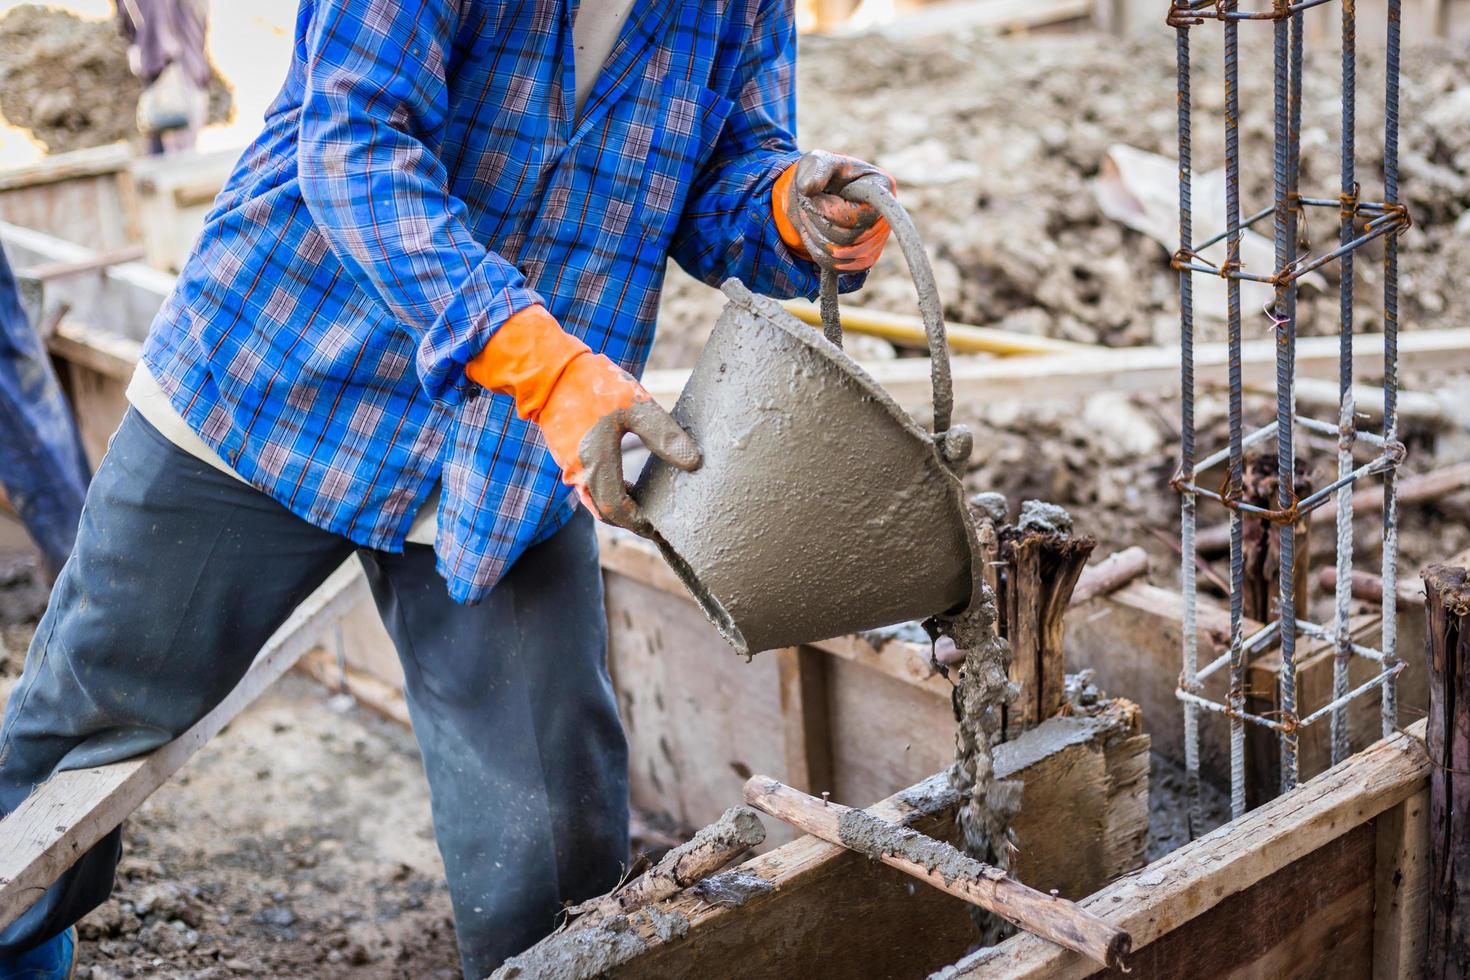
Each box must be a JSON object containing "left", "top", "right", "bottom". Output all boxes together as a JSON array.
[
  {"left": 116, "top": 0, "right": 213, "bottom": 154},
  {"left": 0, "top": 1, "right": 892, "bottom": 977}
]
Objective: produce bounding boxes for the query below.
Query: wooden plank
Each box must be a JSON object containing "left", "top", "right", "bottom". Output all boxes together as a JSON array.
[
  {"left": 1374, "top": 789, "right": 1431, "bottom": 980},
  {"left": 741, "top": 776, "right": 1130, "bottom": 971},
  {"left": 297, "top": 646, "right": 412, "bottom": 729},
  {"left": 0, "top": 144, "right": 133, "bottom": 192},
  {"left": 945, "top": 720, "right": 1430, "bottom": 979},
  {"left": 52, "top": 336, "right": 134, "bottom": 466},
  {"left": 823, "top": 656, "right": 955, "bottom": 808},
  {"left": 47, "top": 321, "right": 141, "bottom": 382},
  {"left": 604, "top": 573, "right": 790, "bottom": 844},
  {"left": 0, "top": 561, "right": 369, "bottom": 930},
  {"left": 1102, "top": 732, "right": 1151, "bottom": 881},
  {"left": 1066, "top": 582, "right": 1252, "bottom": 786},
  {"left": 1423, "top": 563, "right": 1470, "bottom": 978},
  {"left": 1078, "top": 823, "right": 1376, "bottom": 979},
  {"left": 1006, "top": 538, "right": 1044, "bottom": 729},
  {"left": 0, "top": 221, "right": 174, "bottom": 343},
  {"left": 775, "top": 647, "right": 833, "bottom": 797},
  {"left": 1247, "top": 615, "right": 1383, "bottom": 806},
  {"left": 16, "top": 245, "right": 147, "bottom": 283},
  {"left": 640, "top": 329, "right": 1470, "bottom": 408}
]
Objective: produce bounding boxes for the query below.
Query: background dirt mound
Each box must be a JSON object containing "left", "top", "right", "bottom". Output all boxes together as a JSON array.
[
  {"left": 654, "top": 30, "right": 1470, "bottom": 367},
  {"left": 0, "top": 4, "right": 231, "bottom": 154}
]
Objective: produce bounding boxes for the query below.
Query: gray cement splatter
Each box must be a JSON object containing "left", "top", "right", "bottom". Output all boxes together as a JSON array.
[
  {"left": 491, "top": 914, "right": 647, "bottom": 980},
  {"left": 689, "top": 870, "right": 776, "bottom": 908},
  {"left": 862, "top": 619, "right": 931, "bottom": 647},
  {"left": 836, "top": 808, "right": 1008, "bottom": 890},
  {"left": 968, "top": 492, "right": 1010, "bottom": 524},
  {"left": 1016, "top": 499, "right": 1073, "bottom": 535}
]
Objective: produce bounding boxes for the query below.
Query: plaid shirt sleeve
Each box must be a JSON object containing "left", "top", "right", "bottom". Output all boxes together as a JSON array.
[
  {"left": 296, "top": 0, "right": 543, "bottom": 404},
  {"left": 668, "top": 0, "right": 865, "bottom": 299}
]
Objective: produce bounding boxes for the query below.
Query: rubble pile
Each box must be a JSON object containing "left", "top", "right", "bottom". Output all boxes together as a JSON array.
[{"left": 656, "top": 29, "right": 1470, "bottom": 365}]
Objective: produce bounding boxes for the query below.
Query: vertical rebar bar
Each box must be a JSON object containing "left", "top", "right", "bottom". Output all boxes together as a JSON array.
[
  {"left": 1176, "top": 19, "right": 1202, "bottom": 837},
  {"left": 1380, "top": 0, "right": 1402, "bottom": 739},
  {"left": 1223, "top": 0, "right": 1248, "bottom": 820},
  {"left": 1331, "top": 0, "right": 1358, "bottom": 767},
  {"left": 1271, "top": 0, "right": 1302, "bottom": 793}
]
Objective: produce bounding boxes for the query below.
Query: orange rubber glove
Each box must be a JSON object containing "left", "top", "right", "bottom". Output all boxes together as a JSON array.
[
  {"left": 773, "top": 150, "right": 896, "bottom": 272},
  {"left": 466, "top": 305, "right": 701, "bottom": 534}
]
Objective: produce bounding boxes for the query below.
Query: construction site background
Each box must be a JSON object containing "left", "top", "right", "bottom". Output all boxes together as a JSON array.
[{"left": 0, "top": 1, "right": 1468, "bottom": 977}]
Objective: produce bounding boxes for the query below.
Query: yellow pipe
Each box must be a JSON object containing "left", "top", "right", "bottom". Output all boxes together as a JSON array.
[{"left": 780, "top": 300, "right": 1090, "bottom": 357}]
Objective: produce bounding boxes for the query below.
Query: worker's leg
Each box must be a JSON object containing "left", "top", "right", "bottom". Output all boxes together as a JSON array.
[
  {"left": 359, "top": 508, "right": 628, "bottom": 977},
  {"left": 0, "top": 408, "right": 355, "bottom": 957}
]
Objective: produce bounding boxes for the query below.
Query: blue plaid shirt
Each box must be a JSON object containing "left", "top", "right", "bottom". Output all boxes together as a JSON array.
[{"left": 143, "top": 0, "right": 834, "bottom": 603}]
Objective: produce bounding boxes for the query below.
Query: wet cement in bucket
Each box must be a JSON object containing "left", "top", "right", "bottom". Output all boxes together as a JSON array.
[{"left": 633, "top": 282, "right": 974, "bottom": 659}]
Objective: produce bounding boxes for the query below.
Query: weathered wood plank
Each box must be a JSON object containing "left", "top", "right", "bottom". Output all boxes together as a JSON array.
[
  {"left": 774, "top": 647, "right": 834, "bottom": 797},
  {"left": 0, "top": 561, "right": 368, "bottom": 930},
  {"left": 1424, "top": 564, "right": 1470, "bottom": 979},
  {"left": 296, "top": 647, "right": 412, "bottom": 729},
  {"left": 1373, "top": 789, "right": 1431, "bottom": 980},
  {"left": 604, "top": 573, "right": 790, "bottom": 844},
  {"left": 1079, "top": 823, "right": 1376, "bottom": 980}
]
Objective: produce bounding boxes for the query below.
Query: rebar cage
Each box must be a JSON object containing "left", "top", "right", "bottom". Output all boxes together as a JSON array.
[{"left": 1168, "top": 0, "right": 1411, "bottom": 829}]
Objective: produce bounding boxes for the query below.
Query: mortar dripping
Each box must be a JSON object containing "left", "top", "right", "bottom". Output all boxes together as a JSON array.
[{"left": 943, "top": 583, "right": 1022, "bottom": 948}]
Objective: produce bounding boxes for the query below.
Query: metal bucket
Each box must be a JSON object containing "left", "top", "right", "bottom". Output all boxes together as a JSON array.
[{"left": 633, "top": 179, "right": 978, "bottom": 658}]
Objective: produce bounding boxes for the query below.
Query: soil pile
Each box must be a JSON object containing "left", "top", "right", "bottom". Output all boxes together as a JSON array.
[
  {"left": 0, "top": 5, "right": 231, "bottom": 154},
  {"left": 654, "top": 29, "right": 1470, "bottom": 367}
]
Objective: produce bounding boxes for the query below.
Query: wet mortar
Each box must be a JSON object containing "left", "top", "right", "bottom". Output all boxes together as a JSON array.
[{"left": 836, "top": 807, "right": 1007, "bottom": 890}]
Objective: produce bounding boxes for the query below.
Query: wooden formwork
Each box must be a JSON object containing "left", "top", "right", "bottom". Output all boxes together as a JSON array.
[
  {"left": 0, "top": 204, "right": 1450, "bottom": 976},
  {"left": 505, "top": 719, "right": 1428, "bottom": 979}
]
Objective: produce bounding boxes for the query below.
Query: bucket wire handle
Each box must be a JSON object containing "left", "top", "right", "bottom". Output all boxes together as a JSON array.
[{"left": 807, "top": 176, "right": 955, "bottom": 437}]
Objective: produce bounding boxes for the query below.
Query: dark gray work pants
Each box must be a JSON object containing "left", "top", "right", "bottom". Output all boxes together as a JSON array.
[{"left": 0, "top": 409, "right": 629, "bottom": 978}]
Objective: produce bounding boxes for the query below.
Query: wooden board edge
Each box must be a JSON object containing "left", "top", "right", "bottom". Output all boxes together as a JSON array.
[{"left": 0, "top": 561, "right": 369, "bottom": 929}]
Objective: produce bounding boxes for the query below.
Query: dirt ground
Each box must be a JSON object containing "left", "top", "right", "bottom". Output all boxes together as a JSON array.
[
  {"left": 72, "top": 675, "right": 460, "bottom": 980},
  {"left": 1, "top": 12, "right": 1469, "bottom": 979}
]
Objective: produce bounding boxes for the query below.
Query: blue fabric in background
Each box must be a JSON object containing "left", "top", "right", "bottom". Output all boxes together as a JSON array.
[{"left": 0, "top": 244, "right": 90, "bottom": 574}]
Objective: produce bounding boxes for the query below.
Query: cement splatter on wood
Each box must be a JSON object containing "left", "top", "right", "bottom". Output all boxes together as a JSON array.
[
  {"left": 493, "top": 912, "right": 659, "bottom": 980},
  {"left": 566, "top": 805, "right": 764, "bottom": 925},
  {"left": 943, "top": 583, "right": 1021, "bottom": 946},
  {"left": 1016, "top": 500, "right": 1073, "bottom": 535},
  {"left": 689, "top": 869, "right": 776, "bottom": 908},
  {"left": 837, "top": 808, "right": 1009, "bottom": 890},
  {"left": 645, "top": 906, "right": 690, "bottom": 944},
  {"left": 969, "top": 492, "right": 1010, "bottom": 524}
]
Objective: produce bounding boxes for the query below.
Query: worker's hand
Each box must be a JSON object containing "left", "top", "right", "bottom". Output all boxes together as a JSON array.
[
  {"left": 466, "top": 306, "right": 701, "bottom": 535},
  {"left": 773, "top": 150, "right": 895, "bottom": 272}
]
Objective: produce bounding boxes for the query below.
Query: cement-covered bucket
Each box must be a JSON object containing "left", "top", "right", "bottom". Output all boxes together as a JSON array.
[{"left": 633, "top": 179, "right": 977, "bottom": 658}]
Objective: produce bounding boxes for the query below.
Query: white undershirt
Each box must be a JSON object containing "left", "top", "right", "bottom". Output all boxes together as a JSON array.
[{"left": 127, "top": 1, "right": 636, "bottom": 547}]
